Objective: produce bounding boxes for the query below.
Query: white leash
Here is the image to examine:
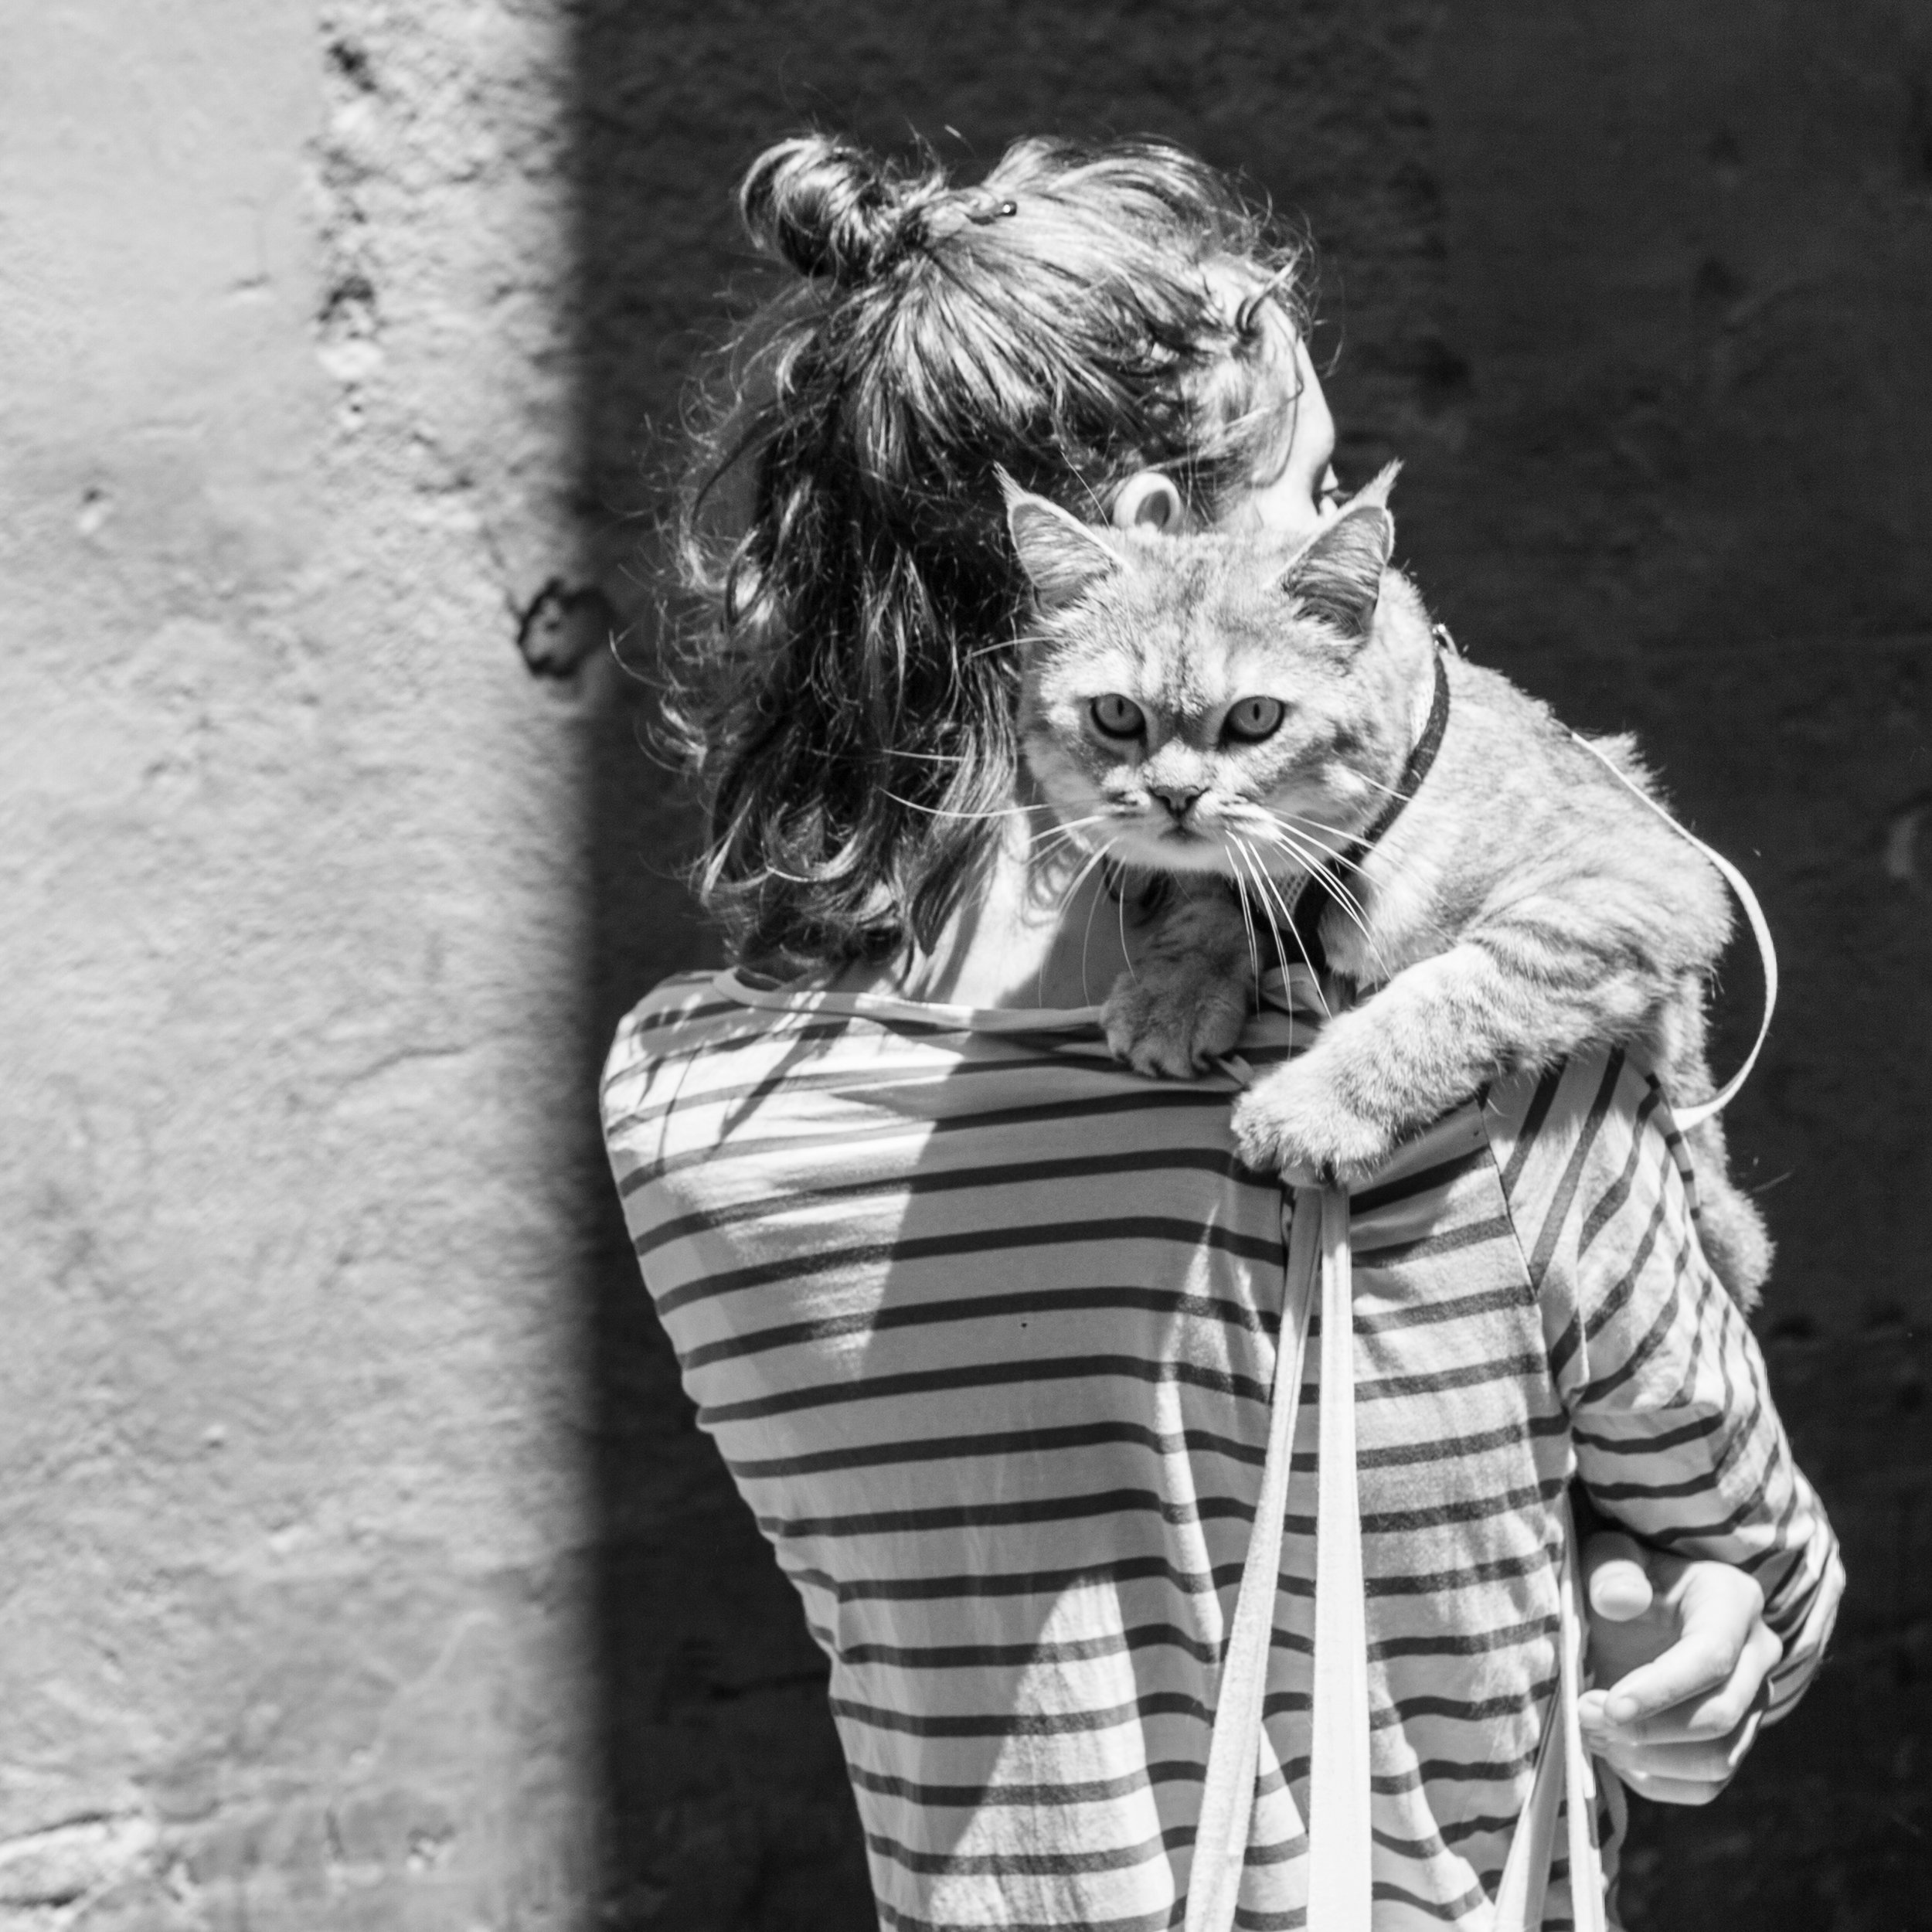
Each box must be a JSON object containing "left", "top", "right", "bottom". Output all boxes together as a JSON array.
[
  {"left": 1569, "top": 733, "right": 1778, "bottom": 1131},
  {"left": 1182, "top": 1192, "right": 1321, "bottom": 1932},
  {"left": 1188, "top": 1185, "right": 1607, "bottom": 1932},
  {"left": 1306, "top": 1187, "right": 1373, "bottom": 1920}
]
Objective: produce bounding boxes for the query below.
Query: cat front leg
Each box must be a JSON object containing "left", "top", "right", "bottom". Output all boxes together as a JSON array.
[
  {"left": 1230, "top": 941, "right": 1555, "bottom": 1182},
  {"left": 1102, "top": 883, "right": 1255, "bottom": 1078}
]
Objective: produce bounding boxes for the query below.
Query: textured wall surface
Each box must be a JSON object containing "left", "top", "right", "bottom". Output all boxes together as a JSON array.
[
  {"left": 1, "top": 2, "right": 604, "bottom": 1924},
  {"left": 3, "top": 2, "right": 1927, "bottom": 1929}
]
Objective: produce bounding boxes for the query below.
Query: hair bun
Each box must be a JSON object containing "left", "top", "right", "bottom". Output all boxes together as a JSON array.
[{"left": 740, "top": 135, "right": 917, "bottom": 288}]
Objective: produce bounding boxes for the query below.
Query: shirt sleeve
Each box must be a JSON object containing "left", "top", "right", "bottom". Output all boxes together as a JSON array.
[{"left": 1485, "top": 1051, "right": 1845, "bottom": 1721}]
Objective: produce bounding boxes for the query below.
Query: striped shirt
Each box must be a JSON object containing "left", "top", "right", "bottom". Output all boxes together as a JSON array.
[{"left": 601, "top": 964, "right": 1841, "bottom": 1932}]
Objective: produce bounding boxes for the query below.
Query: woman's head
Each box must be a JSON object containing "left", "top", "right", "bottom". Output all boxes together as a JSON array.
[{"left": 668, "top": 131, "right": 1319, "bottom": 970}]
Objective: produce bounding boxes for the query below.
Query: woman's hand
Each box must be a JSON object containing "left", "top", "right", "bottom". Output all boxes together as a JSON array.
[{"left": 1575, "top": 1531, "right": 1784, "bottom": 1805}]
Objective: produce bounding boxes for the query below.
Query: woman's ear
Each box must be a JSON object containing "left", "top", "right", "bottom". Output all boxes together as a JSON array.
[
  {"left": 1111, "top": 470, "right": 1184, "bottom": 534},
  {"left": 999, "top": 472, "right": 1122, "bottom": 611}
]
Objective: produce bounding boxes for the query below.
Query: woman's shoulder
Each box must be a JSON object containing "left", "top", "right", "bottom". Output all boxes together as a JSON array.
[
  {"left": 600, "top": 969, "right": 796, "bottom": 1172},
  {"left": 1484, "top": 1043, "right": 1671, "bottom": 1177},
  {"left": 1479, "top": 1046, "right": 1698, "bottom": 1285}
]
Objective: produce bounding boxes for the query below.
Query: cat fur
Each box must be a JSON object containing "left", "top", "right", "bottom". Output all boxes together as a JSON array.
[{"left": 1003, "top": 470, "right": 1772, "bottom": 1308}]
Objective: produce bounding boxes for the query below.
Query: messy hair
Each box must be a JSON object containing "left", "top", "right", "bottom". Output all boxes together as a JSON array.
[{"left": 664, "top": 132, "right": 1312, "bottom": 972}]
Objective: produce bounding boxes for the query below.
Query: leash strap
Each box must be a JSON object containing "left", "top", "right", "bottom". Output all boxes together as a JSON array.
[
  {"left": 1568, "top": 733, "right": 1778, "bottom": 1131},
  {"left": 1492, "top": 1492, "right": 1607, "bottom": 1932},
  {"left": 1306, "top": 1186, "right": 1373, "bottom": 1923},
  {"left": 1182, "top": 1191, "right": 1322, "bottom": 1932},
  {"left": 1188, "top": 1185, "right": 1606, "bottom": 1932}
]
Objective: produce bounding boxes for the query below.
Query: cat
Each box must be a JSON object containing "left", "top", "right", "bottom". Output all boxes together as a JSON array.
[{"left": 1002, "top": 468, "right": 1772, "bottom": 1308}]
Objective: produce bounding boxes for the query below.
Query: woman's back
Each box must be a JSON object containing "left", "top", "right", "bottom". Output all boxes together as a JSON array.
[{"left": 604, "top": 970, "right": 1831, "bottom": 1929}]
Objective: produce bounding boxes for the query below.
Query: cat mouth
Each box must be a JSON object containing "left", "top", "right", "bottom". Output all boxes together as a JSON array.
[{"left": 1123, "top": 825, "right": 1230, "bottom": 872}]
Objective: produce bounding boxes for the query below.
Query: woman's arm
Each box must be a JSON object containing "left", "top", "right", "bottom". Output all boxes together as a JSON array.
[
  {"left": 1485, "top": 1052, "right": 1844, "bottom": 1800},
  {"left": 1579, "top": 1526, "right": 1843, "bottom": 1803}
]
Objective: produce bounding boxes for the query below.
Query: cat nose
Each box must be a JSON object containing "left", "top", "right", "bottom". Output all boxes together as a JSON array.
[{"left": 1151, "top": 784, "right": 1204, "bottom": 821}]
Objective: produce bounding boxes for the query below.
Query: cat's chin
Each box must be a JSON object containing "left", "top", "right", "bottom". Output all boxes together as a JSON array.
[{"left": 1115, "top": 831, "right": 1239, "bottom": 876}]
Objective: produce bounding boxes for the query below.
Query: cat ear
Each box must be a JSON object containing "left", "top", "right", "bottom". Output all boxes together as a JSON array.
[
  {"left": 1283, "top": 500, "right": 1393, "bottom": 638},
  {"left": 999, "top": 471, "right": 1122, "bottom": 611},
  {"left": 1344, "top": 460, "right": 1403, "bottom": 512}
]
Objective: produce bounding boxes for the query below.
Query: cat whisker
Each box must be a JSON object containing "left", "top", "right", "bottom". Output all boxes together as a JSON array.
[
  {"left": 1252, "top": 815, "right": 1380, "bottom": 925},
  {"left": 883, "top": 791, "right": 1062, "bottom": 823},
  {"left": 1040, "top": 838, "right": 1117, "bottom": 1008},
  {"left": 1229, "top": 855, "right": 1262, "bottom": 1004},
  {"left": 1247, "top": 817, "right": 1342, "bottom": 900},
  {"left": 1262, "top": 807, "right": 1425, "bottom": 906},
  {"left": 1228, "top": 842, "right": 1283, "bottom": 994},
  {"left": 1076, "top": 842, "right": 1114, "bottom": 1007},
  {"left": 1267, "top": 840, "right": 1372, "bottom": 937},
  {"left": 1027, "top": 818, "right": 1116, "bottom": 872},
  {"left": 1032, "top": 811, "right": 1117, "bottom": 847},
  {"left": 1234, "top": 836, "right": 1331, "bottom": 1019},
  {"left": 1252, "top": 825, "right": 1397, "bottom": 985},
  {"left": 1056, "top": 836, "right": 1116, "bottom": 907},
  {"left": 1250, "top": 818, "right": 1381, "bottom": 954},
  {"left": 1233, "top": 835, "right": 1298, "bottom": 937},
  {"left": 1343, "top": 770, "right": 1413, "bottom": 802},
  {"left": 1233, "top": 836, "right": 1313, "bottom": 979},
  {"left": 1265, "top": 807, "right": 1384, "bottom": 849},
  {"left": 1254, "top": 809, "right": 1362, "bottom": 871}
]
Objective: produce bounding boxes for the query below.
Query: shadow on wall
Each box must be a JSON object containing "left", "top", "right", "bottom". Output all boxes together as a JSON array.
[{"left": 561, "top": 3, "right": 1932, "bottom": 1927}]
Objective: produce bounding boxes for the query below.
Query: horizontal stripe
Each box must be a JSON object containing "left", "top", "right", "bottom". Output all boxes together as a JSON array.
[
  {"left": 845, "top": 1759, "right": 1206, "bottom": 1808},
  {"left": 865, "top": 1823, "right": 1189, "bottom": 1877},
  {"left": 652, "top": 1212, "right": 1282, "bottom": 1318},
  {"left": 831, "top": 1689, "right": 1213, "bottom": 1739},
  {"left": 815, "top": 1551, "right": 1246, "bottom": 1605},
  {"left": 759, "top": 1484, "right": 1259, "bottom": 1542},
  {"left": 679, "top": 1281, "right": 1277, "bottom": 1373},
  {"left": 725, "top": 1417, "right": 1269, "bottom": 1481},
  {"left": 839, "top": 1621, "right": 1225, "bottom": 1670},
  {"left": 635, "top": 1142, "right": 1260, "bottom": 1243},
  {"left": 698, "top": 1351, "right": 1272, "bottom": 1427},
  {"left": 879, "top": 1899, "right": 1185, "bottom": 1932}
]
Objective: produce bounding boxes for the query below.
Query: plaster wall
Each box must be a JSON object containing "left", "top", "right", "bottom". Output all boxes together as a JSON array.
[{"left": 2, "top": 2, "right": 602, "bottom": 1924}]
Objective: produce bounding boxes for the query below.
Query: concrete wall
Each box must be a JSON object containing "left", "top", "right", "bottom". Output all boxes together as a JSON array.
[
  {"left": 3, "top": 2, "right": 1927, "bottom": 1929},
  {"left": 2, "top": 2, "right": 601, "bottom": 1924}
]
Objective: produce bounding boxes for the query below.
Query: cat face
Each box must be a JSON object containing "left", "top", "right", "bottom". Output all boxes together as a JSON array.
[{"left": 1005, "top": 471, "right": 1427, "bottom": 884}]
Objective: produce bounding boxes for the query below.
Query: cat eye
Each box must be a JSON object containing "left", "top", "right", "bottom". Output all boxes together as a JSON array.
[
  {"left": 1090, "top": 694, "right": 1147, "bottom": 740},
  {"left": 1223, "top": 696, "right": 1286, "bottom": 743}
]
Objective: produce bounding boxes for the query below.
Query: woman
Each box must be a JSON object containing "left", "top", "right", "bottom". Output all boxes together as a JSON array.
[{"left": 608, "top": 134, "right": 1842, "bottom": 1927}]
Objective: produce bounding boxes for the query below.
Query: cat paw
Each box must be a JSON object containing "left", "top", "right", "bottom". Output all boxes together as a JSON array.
[
  {"left": 1102, "top": 964, "right": 1250, "bottom": 1079},
  {"left": 1230, "top": 1063, "right": 1400, "bottom": 1185}
]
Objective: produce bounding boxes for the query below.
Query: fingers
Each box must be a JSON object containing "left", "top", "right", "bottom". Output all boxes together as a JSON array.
[
  {"left": 1582, "top": 1530, "right": 1654, "bottom": 1622},
  {"left": 1604, "top": 1622, "right": 1781, "bottom": 1746},
  {"left": 1597, "top": 1560, "right": 1765, "bottom": 1727},
  {"left": 1593, "top": 1702, "right": 1766, "bottom": 1806},
  {"left": 1613, "top": 1767, "right": 1726, "bottom": 1807},
  {"left": 1580, "top": 1556, "right": 1780, "bottom": 1805}
]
